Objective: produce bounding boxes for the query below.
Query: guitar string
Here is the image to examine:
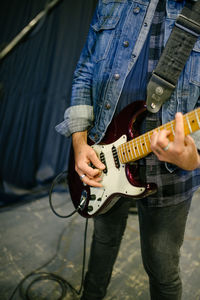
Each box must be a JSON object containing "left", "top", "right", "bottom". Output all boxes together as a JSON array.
[
  {"left": 118, "top": 108, "right": 200, "bottom": 163},
  {"left": 122, "top": 109, "right": 200, "bottom": 161}
]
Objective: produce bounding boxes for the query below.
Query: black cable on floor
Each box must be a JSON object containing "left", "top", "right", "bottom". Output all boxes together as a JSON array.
[
  {"left": 49, "top": 170, "right": 86, "bottom": 218},
  {"left": 9, "top": 218, "right": 88, "bottom": 300}
]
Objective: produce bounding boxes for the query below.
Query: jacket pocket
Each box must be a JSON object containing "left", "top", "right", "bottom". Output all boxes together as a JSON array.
[
  {"left": 189, "top": 38, "right": 200, "bottom": 87},
  {"left": 91, "top": 16, "right": 120, "bottom": 63}
]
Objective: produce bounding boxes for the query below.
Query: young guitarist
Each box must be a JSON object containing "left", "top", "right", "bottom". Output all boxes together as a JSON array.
[{"left": 56, "top": 0, "right": 200, "bottom": 299}]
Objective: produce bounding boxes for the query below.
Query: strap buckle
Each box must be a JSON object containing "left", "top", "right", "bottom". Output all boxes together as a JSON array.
[
  {"left": 146, "top": 72, "right": 175, "bottom": 113},
  {"left": 175, "top": 14, "right": 200, "bottom": 37}
]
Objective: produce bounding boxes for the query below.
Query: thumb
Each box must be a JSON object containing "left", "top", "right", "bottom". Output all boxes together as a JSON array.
[{"left": 89, "top": 149, "right": 105, "bottom": 170}]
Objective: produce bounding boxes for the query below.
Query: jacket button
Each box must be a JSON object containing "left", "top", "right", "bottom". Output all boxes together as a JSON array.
[
  {"left": 105, "top": 102, "right": 111, "bottom": 110},
  {"left": 133, "top": 7, "right": 140, "bottom": 14},
  {"left": 94, "top": 134, "right": 98, "bottom": 140},
  {"left": 114, "top": 73, "right": 120, "bottom": 80},
  {"left": 123, "top": 41, "right": 129, "bottom": 48}
]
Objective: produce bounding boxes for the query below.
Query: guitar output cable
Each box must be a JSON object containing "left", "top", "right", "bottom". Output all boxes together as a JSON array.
[
  {"left": 9, "top": 215, "right": 89, "bottom": 300},
  {"left": 9, "top": 170, "right": 89, "bottom": 299},
  {"left": 49, "top": 170, "right": 87, "bottom": 218}
]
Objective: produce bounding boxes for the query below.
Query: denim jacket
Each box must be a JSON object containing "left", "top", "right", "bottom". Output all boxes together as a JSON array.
[{"left": 56, "top": 0, "right": 200, "bottom": 146}]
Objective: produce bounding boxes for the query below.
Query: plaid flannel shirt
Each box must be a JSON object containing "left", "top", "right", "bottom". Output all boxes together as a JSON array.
[{"left": 143, "top": 0, "right": 200, "bottom": 206}]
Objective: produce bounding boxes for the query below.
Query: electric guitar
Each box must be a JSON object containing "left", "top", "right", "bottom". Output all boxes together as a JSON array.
[{"left": 68, "top": 101, "right": 200, "bottom": 218}]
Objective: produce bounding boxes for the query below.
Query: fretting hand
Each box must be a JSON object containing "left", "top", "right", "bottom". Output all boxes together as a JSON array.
[{"left": 150, "top": 112, "right": 200, "bottom": 171}]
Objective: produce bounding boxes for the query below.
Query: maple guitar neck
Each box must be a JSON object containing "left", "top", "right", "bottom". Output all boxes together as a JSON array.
[{"left": 118, "top": 108, "right": 200, "bottom": 164}]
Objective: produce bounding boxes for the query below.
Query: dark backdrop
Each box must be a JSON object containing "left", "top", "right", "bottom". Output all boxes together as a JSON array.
[{"left": 0, "top": 0, "right": 97, "bottom": 201}]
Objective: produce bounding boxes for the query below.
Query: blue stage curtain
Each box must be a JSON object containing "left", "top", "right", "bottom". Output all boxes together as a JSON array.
[{"left": 0, "top": 0, "right": 97, "bottom": 198}]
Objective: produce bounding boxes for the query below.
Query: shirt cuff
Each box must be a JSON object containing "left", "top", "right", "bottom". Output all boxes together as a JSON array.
[{"left": 55, "top": 105, "right": 94, "bottom": 137}]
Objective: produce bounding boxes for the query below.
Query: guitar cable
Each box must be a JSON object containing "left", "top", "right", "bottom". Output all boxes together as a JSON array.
[
  {"left": 9, "top": 212, "right": 88, "bottom": 300},
  {"left": 49, "top": 170, "right": 87, "bottom": 218},
  {"left": 9, "top": 170, "right": 89, "bottom": 300}
]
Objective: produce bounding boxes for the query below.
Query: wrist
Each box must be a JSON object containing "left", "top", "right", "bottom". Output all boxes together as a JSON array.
[
  {"left": 197, "top": 155, "right": 200, "bottom": 169},
  {"left": 72, "top": 131, "right": 87, "bottom": 147}
]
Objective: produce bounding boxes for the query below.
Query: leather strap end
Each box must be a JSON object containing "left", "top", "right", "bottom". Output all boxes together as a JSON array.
[{"left": 146, "top": 73, "right": 175, "bottom": 113}]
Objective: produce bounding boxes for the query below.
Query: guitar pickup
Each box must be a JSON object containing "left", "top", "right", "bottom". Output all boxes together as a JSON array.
[
  {"left": 112, "top": 145, "right": 120, "bottom": 169},
  {"left": 100, "top": 152, "right": 107, "bottom": 173}
]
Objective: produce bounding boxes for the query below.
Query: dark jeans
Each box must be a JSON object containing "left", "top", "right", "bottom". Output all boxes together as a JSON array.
[{"left": 81, "top": 197, "right": 191, "bottom": 300}]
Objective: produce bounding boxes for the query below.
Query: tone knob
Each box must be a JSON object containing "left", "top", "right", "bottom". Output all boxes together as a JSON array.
[{"left": 87, "top": 206, "right": 93, "bottom": 212}]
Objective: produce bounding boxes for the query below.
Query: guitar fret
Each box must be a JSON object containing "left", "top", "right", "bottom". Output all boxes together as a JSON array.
[
  {"left": 170, "top": 121, "right": 175, "bottom": 136},
  {"left": 123, "top": 144, "right": 129, "bottom": 162},
  {"left": 136, "top": 140, "right": 141, "bottom": 156},
  {"left": 129, "top": 141, "right": 135, "bottom": 161},
  {"left": 186, "top": 115, "right": 192, "bottom": 133},
  {"left": 132, "top": 141, "right": 137, "bottom": 158},
  {"left": 117, "top": 107, "right": 200, "bottom": 164},
  {"left": 195, "top": 110, "right": 200, "bottom": 127},
  {"left": 120, "top": 144, "right": 125, "bottom": 162},
  {"left": 126, "top": 143, "right": 132, "bottom": 161},
  {"left": 127, "top": 144, "right": 131, "bottom": 161},
  {"left": 129, "top": 142, "right": 135, "bottom": 160},
  {"left": 140, "top": 137, "right": 145, "bottom": 155},
  {"left": 144, "top": 135, "right": 149, "bottom": 152},
  {"left": 118, "top": 147, "right": 122, "bottom": 162},
  {"left": 120, "top": 147, "right": 124, "bottom": 162}
]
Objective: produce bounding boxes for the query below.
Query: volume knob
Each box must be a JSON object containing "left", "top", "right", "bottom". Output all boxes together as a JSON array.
[{"left": 87, "top": 206, "right": 93, "bottom": 212}]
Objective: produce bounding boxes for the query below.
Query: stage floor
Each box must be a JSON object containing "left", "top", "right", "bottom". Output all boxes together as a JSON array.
[{"left": 0, "top": 187, "right": 199, "bottom": 300}]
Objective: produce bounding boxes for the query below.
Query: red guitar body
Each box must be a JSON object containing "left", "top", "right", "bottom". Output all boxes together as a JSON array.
[{"left": 68, "top": 101, "right": 157, "bottom": 218}]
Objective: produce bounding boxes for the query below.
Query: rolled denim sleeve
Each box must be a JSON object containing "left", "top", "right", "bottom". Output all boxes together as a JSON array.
[{"left": 55, "top": 105, "right": 94, "bottom": 137}]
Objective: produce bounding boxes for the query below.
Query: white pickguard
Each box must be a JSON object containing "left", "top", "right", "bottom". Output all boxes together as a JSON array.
[{"left": 87, "top": 135, "right": 145, "bottom": 216}]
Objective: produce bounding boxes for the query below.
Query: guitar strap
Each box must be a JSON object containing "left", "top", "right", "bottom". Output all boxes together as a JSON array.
[{"left": 146, "top": 0, "right": 200, "bottom": 113}]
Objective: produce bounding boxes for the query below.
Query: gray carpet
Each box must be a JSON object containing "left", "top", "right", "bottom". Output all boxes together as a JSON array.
[{"left": 0, "top": 188, "right": 199, "bottom": 300}]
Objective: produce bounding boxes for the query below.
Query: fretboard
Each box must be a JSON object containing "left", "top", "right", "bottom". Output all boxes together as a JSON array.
[{"left": 117, "top": 108, "right": 200, "bottom": 164}]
